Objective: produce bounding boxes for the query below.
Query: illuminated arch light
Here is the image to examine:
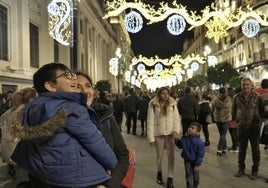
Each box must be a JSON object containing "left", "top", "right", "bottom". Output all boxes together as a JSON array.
[
  {"left": 47, "top": 0, "right": 73, "bottom": 46},
  {"left": 167, "top": 14, "right": 186, "bottom": 35},
  {"left": 155, "top": 63, "right": 163, "bottom": 71},
  {"left": 242, "top": 19, "right": 260, "bottom": 38},
  {"left": 137, "top": 63, "right": 145, "bottom": 73},
  {"left": 190, "top": 62, "right": 199, "bottom": 71},
  {"left": 187, "top": 69, "right": 193, "bottom": 78},
  {"left": 124, "top": 11, "right": 143, "bottom": 33}
]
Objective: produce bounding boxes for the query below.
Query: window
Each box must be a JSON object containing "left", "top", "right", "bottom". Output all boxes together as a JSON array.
[
  {"left": 0, "top": 4, "right": 8, "bottom": 60},
  {"left": 30, "top": 23, "right": 39, "bottom": 68}
]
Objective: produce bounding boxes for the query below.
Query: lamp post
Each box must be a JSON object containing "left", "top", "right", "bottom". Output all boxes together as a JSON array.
[{"left": 115, "top": 48, "right": 122, "bottom": 94}]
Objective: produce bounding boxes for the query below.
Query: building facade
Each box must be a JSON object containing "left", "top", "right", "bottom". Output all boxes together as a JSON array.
[
  {"left": 0, "top": 0, "right": 133, "bottom": 93},
  {"left": 182, "top": 0, "right": 268, "bottom": 87}
]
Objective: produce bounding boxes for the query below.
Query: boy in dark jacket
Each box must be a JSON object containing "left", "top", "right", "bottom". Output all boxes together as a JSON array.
[{"left": 175, "top": 122, "right": 205, "bottom": 188}]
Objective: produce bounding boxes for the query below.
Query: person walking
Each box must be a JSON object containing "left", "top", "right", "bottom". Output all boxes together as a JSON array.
[
  {"left": 212, "top": 87, "right": 232, "bottom": 156},
  {"left": 11, "top": 63, "right": 118, "bottom": 188},
  {"left": 124, "top": 88, "right": 139, "bottom": 135},
  {"left": 137, "top": 91, "right": 150, "bottom": 136},
  {"left": 233, "top": 78, "right": 262, "bottom": 180},
  {"left": 147, "top": 87, "right": 181, "bottom": 188},
  {"left": 77, "top": 72, "right": 129, "bottom": 188},
  {"left": 0, "top": 87, "right": 37, "bottom": 177},
  {"left": 112, "top": 93, "right": 125, "bottom": 132},
  {"left": 198, "top": 93, "right": 211, "bottom": 146},
  {"left": 177, "top": 87, "right": 199, "bottom": 135},
  {"left": 175, "top": 122, "right": 205, "bottom": 188},
  {"left": 254, "top": 78, "right": 268, "bottom": 150}
]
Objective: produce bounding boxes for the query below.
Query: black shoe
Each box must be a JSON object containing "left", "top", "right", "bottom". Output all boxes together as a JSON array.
[
  {"left": 234, "top": 170, "right": 245, "bottom": 177},
  {"left": 157, "top": 171, "right": 163, "bottom": 185},
  {"left": 8, "top": 165, "right": 15, "bottom": 177},
  {"left": 167, "top": 177, "right": 174, "bottom": 188},
  {"left": 250, "top": 171, "right": 258, "bottom": 180},
  {"left": 204, "top": 141, "right": 210, "bottom": 146},
  {"left": 216, "top": 151, "right": 222, "bottom": 156},
  {"left": 141, "top": 132, "right": 144, "bottom": 136}
]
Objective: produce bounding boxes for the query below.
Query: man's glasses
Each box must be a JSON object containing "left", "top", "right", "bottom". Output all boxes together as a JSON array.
[{"left": 55, "top": 72, "right": 77, "bottom": 80}]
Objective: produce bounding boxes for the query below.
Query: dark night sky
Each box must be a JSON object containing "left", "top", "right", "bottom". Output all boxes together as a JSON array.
[{"left": 129, "top": 0, "right": 214, "bottom": 58}]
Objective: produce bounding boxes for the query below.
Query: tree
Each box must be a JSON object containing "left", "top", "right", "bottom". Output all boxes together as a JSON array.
[
  {"left": 187, "top": 74, "right": 208, "bottom": 88},
  {"left": 207, "top": 62, "right": 239, "bottom": 86},
  {"left": 95, "top": 80, "right": 112, "bottom": 92}
]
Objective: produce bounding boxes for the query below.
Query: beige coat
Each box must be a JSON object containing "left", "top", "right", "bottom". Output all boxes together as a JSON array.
[{"left": 212, "top": 95, "right": 232, "bottom": 122}]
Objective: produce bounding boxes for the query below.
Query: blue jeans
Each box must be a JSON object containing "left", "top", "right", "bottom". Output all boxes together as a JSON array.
[
  {"left": 216, "top": 122, "right": 230, "bottom": 151},
  {"left": 184, "top": 161, "right": 199, "bottom": 188}
]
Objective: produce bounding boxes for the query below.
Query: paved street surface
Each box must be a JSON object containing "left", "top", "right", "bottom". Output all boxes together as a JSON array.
[{"left": 1, "top": 123, "right": 268, "bottom": 188}]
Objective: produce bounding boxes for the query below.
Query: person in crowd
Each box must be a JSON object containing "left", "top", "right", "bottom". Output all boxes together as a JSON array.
[
  {"left": 212, "top": 87, "right": 232, "bottom": 156},
  {"left": 198, "top": 93, "right": 211, "bottom": 146},
  {"left": 0, "top": 87, "right": 36, "bottom": 177},
  {"left": 177, "top": 87, "right": 199, "bottom": 135},
  {"left": 112, "top": 93, "right": 124, "bottom": 132},
  {"left": 147, "top": 87, "right": 181, "bottom": 188},
  {"left": 11, "top": 63, "right": 118, "bottom": 188},
  {"left": 175, "top": 122, "right": 205, "bottom": 188},
  {"left": 227, "top": 87, "right": 238, "bottom": 152},
  {"left": 97, "top": 89, "right": 111, "bottom": 106},
  {"left": 254, "top": 78, "right": 268, "bottom": 150},
  {"left": 76, "top": 72, "right": 129, "bottom": 188},
  {"left": 124, "top": 88, "right": 139, "bottom": 135},
  {"left": 232, "top": 78, "right": 262, "bottom": 180},
  {"left": 137, "top": 91, "right": 150, "bottom": 136}
]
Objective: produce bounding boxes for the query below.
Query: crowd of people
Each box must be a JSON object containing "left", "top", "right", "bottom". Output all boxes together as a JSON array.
[{"left": 0, "top": 62, "right": 268, "bottom": 187}]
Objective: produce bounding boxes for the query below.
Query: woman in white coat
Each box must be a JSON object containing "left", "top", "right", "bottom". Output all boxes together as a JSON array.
[{"left": 147, "top": 87, "right": 181, "bottom": 188}]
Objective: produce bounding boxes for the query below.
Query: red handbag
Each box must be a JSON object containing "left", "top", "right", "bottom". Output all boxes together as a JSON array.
[{"left": 121, "top": 148, "right": 136, "bottom": 188}]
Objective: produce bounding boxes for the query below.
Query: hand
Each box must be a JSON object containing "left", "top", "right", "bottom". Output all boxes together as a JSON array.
[
  {"left": 106, "top": 170, "right": 111, "bottom": 175},
  {"left": 193, "top": 166, "right": 199, "bottom": 172},
  {"left": 171, "top": 131, "right": 179, "bottom": 139},
  {"left": 96, "top": 185, "right": 106, "bottom": 188}
]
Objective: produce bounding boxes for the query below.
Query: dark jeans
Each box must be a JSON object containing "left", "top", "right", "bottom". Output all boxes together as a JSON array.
[
  {"left": 237, "top": 126, "right": 261, "bottom": 172},
  {"left": 182, "top": 119, "right": 195, "bottom": 135},
  {"left": 140, "top": 119, "right": 147, "bottom": 134},
  {"left": 126, "top": 112, "right": 137, "bottom": 134},
  {"left": 199, "top": 120, "right": 209, "bottom": 142},
  {"left": 184, "top": 161, "right": 199, "bottom": 188},
  {"left": 229, "top": 127, "right": 238, "bottom": 149},
  {"left": 216, "top": 122, "right": 229, "bottom": 151}
]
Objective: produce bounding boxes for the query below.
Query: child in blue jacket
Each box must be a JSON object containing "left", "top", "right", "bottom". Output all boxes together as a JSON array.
[{"left": 175, "top": 122, "right": 205, "bottom": 188}]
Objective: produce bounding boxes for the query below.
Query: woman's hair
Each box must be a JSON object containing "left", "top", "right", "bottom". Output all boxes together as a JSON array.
[
  {"left": 12, "top": 87, "right": 37, "bottom": 108},
  {"left": 157, "top": 87, "right": 170, "bottom": 116},
  {"left": 76, "top": 71, "right": 93, "bottom": 85}
]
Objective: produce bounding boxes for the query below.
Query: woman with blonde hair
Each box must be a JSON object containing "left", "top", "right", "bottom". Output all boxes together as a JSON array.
[
  {"left": 0, "top": 87, "right": 37, "bottom": 176},
  {"left": 147, "top": 87, "right": 181, "bottom": 188}
]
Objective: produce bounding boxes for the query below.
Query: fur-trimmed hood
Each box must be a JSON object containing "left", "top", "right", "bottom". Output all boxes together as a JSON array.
[{"left": 10, "top": 105, "right": 67, "bottom": 142}]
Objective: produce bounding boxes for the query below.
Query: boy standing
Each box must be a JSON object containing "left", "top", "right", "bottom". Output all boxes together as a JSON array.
[{"left": 175, "top": 122, "right": 205, "bottom": 188}]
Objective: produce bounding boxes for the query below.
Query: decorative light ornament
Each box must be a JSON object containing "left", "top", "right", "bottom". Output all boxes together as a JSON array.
[
  {"left": 124, "top": 11, "right": 143, "bottom": 33},
  {"left": 190, "top": 62, "right": 199, "bottom": 71},
  {"left": 167, "top": 15, "right": 186, "bottom": 35},
  {"left": 47, "top": 0, "right": 73, "bottom": 46},
  {"left": 242, "top": 19, "right": 260, "bottom": 38},
  {"left": 137, "top": 64, "right": 145, "bottom": 72},
  {"left": 155, "top": 63, "right": 163, "bottom": 71}
]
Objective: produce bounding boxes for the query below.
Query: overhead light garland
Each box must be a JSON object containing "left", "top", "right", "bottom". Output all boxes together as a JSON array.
[
  {"left": 103, "top": 0, "right": 268, "bottom": 42},
  {"left": 47, "top": 0, "right": 73, "bottom": 46},
  {"left": 131, "top": 54, "right": 205, "bottom": 67}
]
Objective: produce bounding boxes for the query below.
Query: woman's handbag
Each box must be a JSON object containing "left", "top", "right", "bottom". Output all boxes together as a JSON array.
[
  {"left": 260, "top": 124, "right": 268, "bottom": 145},
  {"left": 121, "top": 148, "right": 136, "bottom": 188}
]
